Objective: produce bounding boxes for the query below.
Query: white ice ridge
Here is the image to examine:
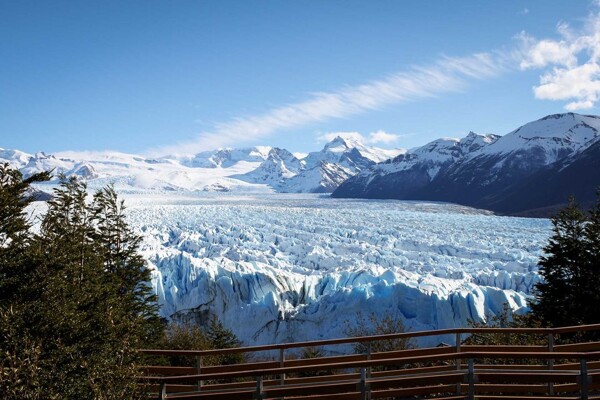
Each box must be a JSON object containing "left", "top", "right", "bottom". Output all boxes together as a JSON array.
[{"left": 124, "top": 193, "right": 550, "bottom": 347}]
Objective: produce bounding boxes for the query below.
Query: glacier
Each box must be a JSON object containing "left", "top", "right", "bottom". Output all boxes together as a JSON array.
[{"left": 121, "top": 193, "right": 550, "bottom": 348}]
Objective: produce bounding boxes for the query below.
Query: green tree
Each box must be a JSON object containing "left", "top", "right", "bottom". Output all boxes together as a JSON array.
[
  {"left": 464, "top": 303, "right": 542, "bottom": 347},
  {"left": 344, "top": 312, "right": 412, "bottom": 354},
  {"left": 344, "top": 312, "right": 413, "bottom": 372},
  {"left": 580, "top": 193, "right": 600, "bottom": 325},
  {"left": 206, "top": 317, "right": 244, "bottom": 365},
  {"left": 297, "top": 347, "right": 329, "bottom": 377},
  {"left": 0, "top": 164, "right": 50, "bottom": 303},
  {"left": 0, "top": 168, "right": 161, "bottom": 399},
  {"left": 158, "top": 323, "right": 211, "bottom": 367},
  {"left": 529, "top": 197, "right": 599, "bottom": 328},
  {"left": 0, "top": 164, "right": 52, "bottom": 399}
]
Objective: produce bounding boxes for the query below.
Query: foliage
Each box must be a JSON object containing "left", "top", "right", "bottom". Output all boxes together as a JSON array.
[
  {"left": 344, "top": 312, "right": 413, "bottom": 373},
  {"left": 0, "top": 164, "right": 50, "bottom": 303},
  {"left": 157, "top": 323, "right": 211, "bottom": 367},
  {"left": 345, "top": 312, "right": 413, "bottom": 355},
  {"left": 297, "top": 346, "right": 329, "bottom": 377},
  {"left": 0, "top": 307, "right": 47, "bottom": 400},
  {"left": 206, "top": 316, "right": 244, "bottom": 365},
  {"left": 530, "top": 195, "right": 600, "bottom": 332},
  {"left": 158, "top": 319, "right": 244, "bottom": 367},
  {"left": 464, "top": 303, "right": 544, "bottom": 347},
  {"left": 0, "top": 166, "right": 161, "bottom": 399}
]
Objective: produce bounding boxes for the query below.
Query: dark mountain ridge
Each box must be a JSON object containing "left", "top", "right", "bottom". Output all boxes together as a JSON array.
[{"left": 332, "top": 113, "right": 600, "bottom": 216}]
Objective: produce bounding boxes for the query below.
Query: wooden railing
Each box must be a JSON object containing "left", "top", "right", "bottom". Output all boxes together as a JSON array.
[{"left": 140, "top": 323, "right": 600, "bottom": 399}]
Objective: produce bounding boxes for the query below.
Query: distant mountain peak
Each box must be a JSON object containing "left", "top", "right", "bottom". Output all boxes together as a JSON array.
[{"left": 323, "top": 135, "right": 364, "bottom": 152}]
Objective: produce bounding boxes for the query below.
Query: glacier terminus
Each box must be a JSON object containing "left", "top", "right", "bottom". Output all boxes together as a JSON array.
[{"left": 125, "top": 193, "right": 549, "bottom": 348}]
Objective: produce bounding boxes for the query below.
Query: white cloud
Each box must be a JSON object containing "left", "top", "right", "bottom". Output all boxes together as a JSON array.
[
  {"left": 519, "top": 8, "right": 529, "bottom": 15},
  {"left": 519, "top": 35, "right": 579, "bottom": 69},
  {"left": 369, "top": 130, "right": 400, "bottom": 144},
  {"left": 153, "top": 52, "right": 510, "bottom": 155},
  {"left": 519, "top": 5, "right": 600, "bottom": 110},
  {"left": 534, "top": 63, "right": 600, "bottom": 110}
]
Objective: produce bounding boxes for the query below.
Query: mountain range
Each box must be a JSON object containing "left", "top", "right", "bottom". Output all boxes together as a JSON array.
[
  {"left": 332, "top": 113, "right": 600, "bottom": 216},
  {"left": 3, "top": 112, "right": 599, "bottom": 216},
  {"left": 0, "top": 137, "right": 402, "bottom": 193}
]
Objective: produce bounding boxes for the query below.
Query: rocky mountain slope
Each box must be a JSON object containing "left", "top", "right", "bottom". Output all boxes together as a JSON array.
[{"left": 332, "top": 113, "right": 600, "bottom": 216}]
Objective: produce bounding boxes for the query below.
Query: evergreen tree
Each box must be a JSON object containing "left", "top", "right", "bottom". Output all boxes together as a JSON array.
[
  {"left": 0, "top": 167, "right": 161, "bottom": 399},
  {"left": 0, "top": 164, "right": 50, "bottom": 303},
  {"left": 0, "top": 164, "right": 52, "bottom": 398},
  {"left": 91, "top": 186, "right": 162, "bottom": 346},
  {"left": 206, "top": 317, "right": 243, "bottom": 365},
  {"left": 580, "top": 191, "right": 600, "bottom": 324},
  {"left": 530, "top": 196, "right": 600, "bottom": 328}
]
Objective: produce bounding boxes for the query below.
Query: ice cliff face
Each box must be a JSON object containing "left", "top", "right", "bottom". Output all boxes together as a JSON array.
[{"left": 125, "top": 194, "right": 549, "bottom": 347}]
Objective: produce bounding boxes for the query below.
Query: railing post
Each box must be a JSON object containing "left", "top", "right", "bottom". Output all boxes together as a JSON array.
[
  {"left": 366, "top": 341, "right": 372, "bottom": 378},
  {"left": 580, "top": 359, "right": 589, "bottom": 400},
  {"left": 547, "top": 333, "right": 554, "bottom": 396},
  {"left": 158, "top": 381, "right": 167, "bottom": 400},
  {"left": 196, "top": 355, "right": 202, "bottom": 392},
  {"left": 254, "top": 375, "right": 264, "bottom": 400},
  {"left": 455, "top": 332, "right": 461, "bottom": 370},
  {"left": 467, "top": 358, "right": 475, "bottom": 400},
  {"left": 359, "top": 367, "right": 371, "bottom": 400},
  {"left": 455, "top": 332, "right": 462, "bottom": 395},
  {"left": 279, "top": 348, "right": 285, "bottom": 385}
]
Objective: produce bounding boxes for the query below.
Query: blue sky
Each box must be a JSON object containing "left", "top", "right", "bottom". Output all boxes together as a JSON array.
[{"left": 1, "top": 0, "right": 599, "bottom": 155}]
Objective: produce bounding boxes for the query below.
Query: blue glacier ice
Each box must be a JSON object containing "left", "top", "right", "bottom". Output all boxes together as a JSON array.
[{"left": 125, "top": 193, "right": 550, "bottom": 347}]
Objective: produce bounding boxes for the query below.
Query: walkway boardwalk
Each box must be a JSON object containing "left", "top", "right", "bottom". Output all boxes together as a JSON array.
[{"left": 141, "top": 324, "right": 600, "bottom": 399}]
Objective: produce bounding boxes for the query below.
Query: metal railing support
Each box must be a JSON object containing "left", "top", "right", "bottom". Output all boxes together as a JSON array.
[
  {"left": 359, "top": 367, "right": 371, "bottom": 400},
  {"left": 580, "top": 359, "right": 589, "bottom": 400},
  {"left": 548, "top": 333, "right": 554, "bottom": 396},
  {"left": 366, "top": 342, "right": 372, "bottom": 378},
  {"left": 456, "top": 332, "right": 462, "bottom": 395},
  {"left": 455, "top": 332, "right": 462, "bottom": 370},
  {"left": 196, "top": 355, "right": 202, "bottom": 391},
  {"left": 467, "top": 358, "right": 475, "bottom": 400},
  {"left": 158, "top": 382, "right": 167, "bottom": 400},
  {"left": 279, "top": 348, "right": 285, "bottom": 385},
  {"left": 254, "top": 375, "right": 264, "bottom": 400}
]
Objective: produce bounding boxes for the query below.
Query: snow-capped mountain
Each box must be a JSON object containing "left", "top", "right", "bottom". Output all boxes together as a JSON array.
[
  {"left": 0, "top": 149, "right": 269, "bottom": 192},
  {"left": 1, "top": 137, "right": 401, "bottom": 194},
  {"left": 305, "top": 136, "right": 401, "bottom": 168},
  {"left": 231, "top": 148, "right": 304, "bottom": 189},
  {"left": 284, "top": 161, "right": 355, "bottom": 193},
  {"left": 332, "top": 132, "right": 499, "bottom": 199},
  {"left": 177, "top": 147, "right": 272, "bottom": 168},
  {"left": 332, "top": 113, "right": 600, "bottom": 215},
  {"left": 234, "top": 136, "right": 404, "bottom": 193}
]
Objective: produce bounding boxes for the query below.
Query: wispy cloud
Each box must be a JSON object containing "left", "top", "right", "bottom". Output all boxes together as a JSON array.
[
  {"left": 519, "top": 3, "right": 600, "bottom": 110},
  {"left": 153, "top": 52, "right": 511, "bottom": 155}
]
